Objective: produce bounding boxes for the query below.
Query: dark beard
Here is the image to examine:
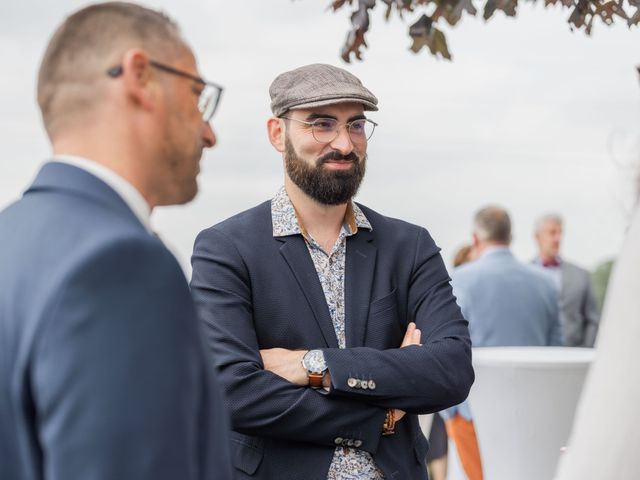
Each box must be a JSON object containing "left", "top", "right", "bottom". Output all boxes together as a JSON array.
[{"left": 284, "top": 136, "right": 366, "bottom": 206}]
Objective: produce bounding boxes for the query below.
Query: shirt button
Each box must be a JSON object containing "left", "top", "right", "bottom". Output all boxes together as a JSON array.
[
  {"left": 368, "top": 380, "right": 376, "bottom": 390},
  {"left": 347, "top": 377, "right": 357, "bottom": 388},
  {"left": 334, "top": 437, "right": 344, "bottom": 445}
]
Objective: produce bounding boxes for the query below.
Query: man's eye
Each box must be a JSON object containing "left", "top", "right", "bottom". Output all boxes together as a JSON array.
[
  {"left": 313, "top": 120, "right": 336, "bottom": 130},
  {"left": 350, "top": 121, "right": 365, "bottom": 132}
]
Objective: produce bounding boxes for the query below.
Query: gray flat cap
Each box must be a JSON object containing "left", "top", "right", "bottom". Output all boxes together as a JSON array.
[{"left": 269, "top": 63, "right": 378, "bottom": 117}]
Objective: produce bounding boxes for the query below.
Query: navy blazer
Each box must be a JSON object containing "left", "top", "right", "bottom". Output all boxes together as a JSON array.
[
  {"left": 0, "top": 162, "right": 231, "bottom": 480},
  {"left": 191, "top": 200, "right": 474, "bottom": 479}
]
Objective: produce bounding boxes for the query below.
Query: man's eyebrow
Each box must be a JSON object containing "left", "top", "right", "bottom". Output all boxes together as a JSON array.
[
  {"left": 348, "top": 114, "right": 366, "bottom": 122},
  {"left": 305, "top": 113, "right": 337, "bottom": 121}
]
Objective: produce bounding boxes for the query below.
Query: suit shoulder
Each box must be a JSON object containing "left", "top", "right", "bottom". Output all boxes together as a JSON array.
[
  {"left": 356, "top": 203, "right": 433, "bottom": 240},
  {"left": 197, "top": 201, "right": 271, "bottom": 240}
]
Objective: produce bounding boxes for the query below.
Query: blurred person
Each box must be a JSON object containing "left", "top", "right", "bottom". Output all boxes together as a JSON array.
[
  {"left": 554, "top": 82, "right": 640, "bottom": 478},
  {"left": 455, "top": 206, "right": 562, "bottom": 347},
  {"left": 0, "top": 3, "right": 231, "bottom": 480},
  {"left": 190, "top": 63, "right": 474, "bottom": 479},
  {"left": 532, "top": 213, "right": 600, "bottom": 347}
]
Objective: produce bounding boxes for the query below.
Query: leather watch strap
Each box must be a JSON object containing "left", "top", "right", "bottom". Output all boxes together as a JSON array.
[{"left": 308, "top": 372, "right": 324, "bottom": 389}]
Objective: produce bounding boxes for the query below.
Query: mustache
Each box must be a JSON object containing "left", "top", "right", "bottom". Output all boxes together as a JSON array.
[{"left": 317, "top": 151, "right": 359, "bottom": 165}]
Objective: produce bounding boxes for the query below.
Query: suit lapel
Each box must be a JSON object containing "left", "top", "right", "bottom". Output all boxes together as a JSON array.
[
  {"left": 278, "top": 236, "right": 339, "bottom": 348},
  {"left": 345, "top": 230, "right": 377, "bottom": 347}
]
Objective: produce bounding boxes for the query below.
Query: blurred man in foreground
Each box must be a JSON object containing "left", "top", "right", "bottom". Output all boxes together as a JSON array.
[{"left": 0, "top": 3, "right": 231, "bottom": 479}]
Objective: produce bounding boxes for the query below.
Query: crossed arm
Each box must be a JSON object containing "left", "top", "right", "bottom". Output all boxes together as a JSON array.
[{"left": 260, "top": 321, "right": 424, "bottom": 423}]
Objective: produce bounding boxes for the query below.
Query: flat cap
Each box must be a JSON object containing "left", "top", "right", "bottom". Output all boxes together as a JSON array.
[{"left": 269, "top": 63, "right": 378, "bottom": 117}]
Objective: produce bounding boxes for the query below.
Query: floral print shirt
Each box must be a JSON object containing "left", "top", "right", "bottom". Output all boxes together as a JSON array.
[{"left": 271, "top": 187, "right": 384, "bottom": 480}]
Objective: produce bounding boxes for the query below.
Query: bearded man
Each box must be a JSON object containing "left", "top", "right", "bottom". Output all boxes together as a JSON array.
[{"left": 190, "top": 64, "right": 474, "bottom": 480}]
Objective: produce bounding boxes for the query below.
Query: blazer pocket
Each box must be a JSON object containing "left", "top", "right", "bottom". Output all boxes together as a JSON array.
[
  {"left": 369, "top": 288, "right": 398, "bottom": 316},
  {"left": 231, "top": 432, "right": 264, "bottom": 476}
]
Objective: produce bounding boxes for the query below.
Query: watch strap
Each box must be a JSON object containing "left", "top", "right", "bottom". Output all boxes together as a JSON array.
[{"left": 308, "top": 372, "right": 324, "bottom": 389}]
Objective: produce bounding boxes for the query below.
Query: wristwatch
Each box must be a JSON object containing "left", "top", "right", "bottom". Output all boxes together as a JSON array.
[{"left": 302, "top": 349, "right": 328, "bottom": 389}]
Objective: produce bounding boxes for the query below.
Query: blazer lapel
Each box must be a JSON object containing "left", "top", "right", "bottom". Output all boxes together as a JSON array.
[
  {"left": 345, "top": 230, "right": 377, "bottom": 347},
  {"left": 278, "top": 236, "right": 339, "bottom": 348}
]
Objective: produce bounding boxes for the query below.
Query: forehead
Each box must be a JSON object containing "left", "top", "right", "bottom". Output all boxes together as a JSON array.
[
  {"left": 288, "top": 102, "right": 365, "bottom": 119},
  {"left": 542, "top": 220, "right": 562, "bottom": 231}
]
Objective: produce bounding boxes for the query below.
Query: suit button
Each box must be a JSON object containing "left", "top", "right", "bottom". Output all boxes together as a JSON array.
[
  {"left": 342, "top": 438, "right": 350, "bottom": 446},
  {"left": 334, "top": 437, "right": 344, "bottom": 445},
  {"left": 347, "top": 378, "right": 357, "bottom": 388},
  {"left": 354, "top": 440, "right": 363, "bottom": 448},
  {"left": 347, "top": 439, "right": 355, "bottom": 446},
  {"left": 368, "top": 380, "right": 376, "bottom": 390},
  {"left": 361, "top": 380, "right": 369, "bottom": 390}
]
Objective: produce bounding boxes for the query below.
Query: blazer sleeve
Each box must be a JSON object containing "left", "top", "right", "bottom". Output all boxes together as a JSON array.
[
  {"left": 582, "top": 274, "right": 600, "bottom": 347},
  {"left": 322, "top": 228, "right": 474, "bottom": 414},
  {"left": 32, "top": 237, "right": 231, "bottom": 480},
  {"left": 190, "top": 228, "right": 387, "bottom": 453}
]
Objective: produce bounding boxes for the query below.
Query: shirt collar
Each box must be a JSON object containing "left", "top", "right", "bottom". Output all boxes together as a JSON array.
[
  {"left": 50, "top": 155, "right": 152, "bottom": 233},
  {"left": 271, "top": 186, "right": 371, "bottom": 239}
]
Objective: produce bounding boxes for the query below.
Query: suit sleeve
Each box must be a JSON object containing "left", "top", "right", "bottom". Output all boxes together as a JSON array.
[
  {"left": 190, "top": 228, "right": 387, "bottom": 453},
  {"left": 582, "top": 275, "right": 600, "bottom": 347},
  {"left": 33, "top": 237, "right": 231, "bottom": 480},
  {"left": 322, "top": 228, "right": 475, "bottom": 413}
]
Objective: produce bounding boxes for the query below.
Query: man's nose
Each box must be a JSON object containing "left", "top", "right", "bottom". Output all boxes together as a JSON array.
[
  {"left": 329, "top": 125, "right": 354, "bottom": 155},
  {"left": 202, "top": 121, "right": 217, "bottom": 148}
]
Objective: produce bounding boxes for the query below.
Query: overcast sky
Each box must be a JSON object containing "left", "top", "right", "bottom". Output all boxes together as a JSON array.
[{"left": 1, "top": 0, "right": 638, "bottom": 274}]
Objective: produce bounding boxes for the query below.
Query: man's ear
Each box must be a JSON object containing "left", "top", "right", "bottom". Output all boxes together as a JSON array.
[
  {"left": 267, "top": 117, "right": 285, "bottom": 153},
  {"left": 119, "top": 49, "right": 156, "bottom": 112},
  {"left": 472, "top": 232, "right": 480, "bottom": 249}
]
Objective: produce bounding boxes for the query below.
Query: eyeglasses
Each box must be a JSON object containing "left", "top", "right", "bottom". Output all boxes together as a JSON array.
[
  {"left": 106, "top": 60, "right": 224, "bottom": 122},
  {"left": 280, "top": 116, "right": 378, "bottom": 144}
]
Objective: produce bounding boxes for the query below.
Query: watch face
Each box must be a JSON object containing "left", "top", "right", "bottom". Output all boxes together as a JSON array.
[{"left": 303, "top": 350, "right": 327, "bottom": 374}]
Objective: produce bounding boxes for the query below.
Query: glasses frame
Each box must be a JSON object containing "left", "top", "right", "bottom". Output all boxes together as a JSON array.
[
  {"left": 280, "top": 116, "right": 378, "bottom": 144},
  {"left": 106, "top": 60, "right": 224, "bottom": 122}
]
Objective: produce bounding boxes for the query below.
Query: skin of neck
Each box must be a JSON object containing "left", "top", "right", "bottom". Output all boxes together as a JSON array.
[
  {"left": 284, "top": 174, "right": 348, "bottom": 251},
  {"left": 473, "top": 233, "right": 510, "bottom": 256},
  {"left": 51, "top": 103, "right": 160, "bottom": 210}
]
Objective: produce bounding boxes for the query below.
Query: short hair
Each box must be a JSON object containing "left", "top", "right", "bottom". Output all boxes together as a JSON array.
[
  {"left": 37, "top": 2, "right": 185, "bottom": 139},
  {"left": 473, "top": 206, "right": 511, "bottom": 244},
  {"left": 533, "top": 213, "right": 563, "bottom": 235}
]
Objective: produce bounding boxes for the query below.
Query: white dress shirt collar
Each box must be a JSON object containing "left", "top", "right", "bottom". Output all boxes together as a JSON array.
[{"left": 50, "top": 155, "right": 152, "bottom": 233}]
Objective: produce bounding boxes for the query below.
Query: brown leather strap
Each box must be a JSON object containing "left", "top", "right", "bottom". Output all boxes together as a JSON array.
[{"left": 308, "top": 372, "right": 323, "bottom": 389}]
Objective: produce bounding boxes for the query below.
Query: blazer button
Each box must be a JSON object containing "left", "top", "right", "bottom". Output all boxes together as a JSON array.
[
  {"left": 347, "top": 439, "right": 355, "bottom": 447},
  {"left": 361, "top": 380, "right": 369, "bottom": 390},
  {"left": 368, "top": 380, "right": 376, "bottom": 390},
  {"left": 342, "top": 438, "right": 350, "bottom": 446},
  {"left": 334, "top": 437, "right": 344, "bottom": 445},
  {"left": 347, "top": 378, "right": 357, "bottom": 388},
  {"left": 354, "top": 440, "right": 363, "bottom": 448}
]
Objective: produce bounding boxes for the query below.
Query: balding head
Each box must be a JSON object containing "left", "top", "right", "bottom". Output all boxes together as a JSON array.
[
  {"left": 473, "top": 206, "right": 512, "bottom": 246},
  {"left": 37, "top": 2, "right": 186, "bottom": 140}
]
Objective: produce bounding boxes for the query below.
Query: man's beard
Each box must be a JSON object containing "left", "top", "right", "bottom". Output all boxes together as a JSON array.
[{"left": 284, "top": 136, "right": 366, "bottom": 206}]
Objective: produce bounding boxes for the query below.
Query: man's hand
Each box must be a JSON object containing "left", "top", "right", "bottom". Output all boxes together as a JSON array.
[
  {"left": 400, "top": 322, "right": 422, "bottom": 348},
  {"left": 260, "top": 348, "right": 309, "bottom": 386},
  {"left": 394, "top": 322, "right": 422, "bottom": 422}
]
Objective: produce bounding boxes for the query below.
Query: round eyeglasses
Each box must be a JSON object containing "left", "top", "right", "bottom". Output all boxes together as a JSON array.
[{"left": 280, "top": 116, "right": 378, "bottom": 144}]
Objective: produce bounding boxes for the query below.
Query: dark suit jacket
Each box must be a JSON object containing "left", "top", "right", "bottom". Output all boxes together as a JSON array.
[
  {"left": 191, "top": 200, "right": 474, "bottom": 480},
  {"left": 0, "top": 162, "right": 231, "bottom": 480}
]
